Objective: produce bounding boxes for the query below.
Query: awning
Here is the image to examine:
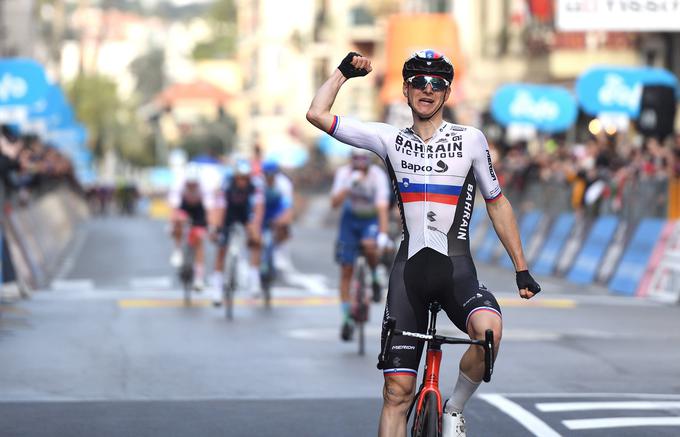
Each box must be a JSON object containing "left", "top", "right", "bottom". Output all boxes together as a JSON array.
[{"left": 380, "top": 14, "right": 465, "bottom": 105}]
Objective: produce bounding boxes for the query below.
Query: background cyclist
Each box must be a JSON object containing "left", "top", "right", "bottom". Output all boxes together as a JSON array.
[
  {"left": 259, "top": 159, "right": 295, "bottom": 281},
  {"left": 168, "top": 164, "right": 212, "bottom": 291},
  {"left": 210, "top": 158, "right": 264, "bottom": 306},
  {"left": 331, "top": 148, "right": 390, "bottom": 341},
  {"left": 306, "top": 50, "right": 541, "bottom": 437}
]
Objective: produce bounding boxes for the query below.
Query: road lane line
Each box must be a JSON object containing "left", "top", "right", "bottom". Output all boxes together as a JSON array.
[
  {"left": 496, "top": 298, "right": 576, "bottom": 308},
  {"left": 537, "top": 401, "right": 680, "bottom": 412},
  {"left": 118, "top": 296, "right": 339, "bottom": 308},
  {"left": 564, "top": 417, "right": 680, "bottom": 430},
  {"left": 500, "top": 393, "right": 680, "bottom": 399},
  {"left": 478, "top": 394, "right": 562, "bottom": 437}
]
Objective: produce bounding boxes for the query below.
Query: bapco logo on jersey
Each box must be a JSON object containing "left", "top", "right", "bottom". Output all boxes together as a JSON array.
[{"left": 401, "top": 159, "right": 449, "bottom": 173}]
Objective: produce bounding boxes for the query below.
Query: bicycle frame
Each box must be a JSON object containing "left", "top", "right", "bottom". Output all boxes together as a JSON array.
[{"left": 378, "top": 302, "right": 494, "bottom": 433}]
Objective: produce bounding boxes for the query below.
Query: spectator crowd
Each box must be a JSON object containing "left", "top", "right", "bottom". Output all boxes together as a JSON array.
[
  {"left": 0, "top": 124, "right": 78, "bottom": 205},
  {"left": 490, "top": 132, "right": 680, "bottom": 223}
]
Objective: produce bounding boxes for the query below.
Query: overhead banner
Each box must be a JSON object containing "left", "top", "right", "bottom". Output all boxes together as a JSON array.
[
  {"left": 0, "top": 59, "right": 50, "bottom": 106},
  {"left": 556, "top": 0, "right": 680, "bottom": 31},
  {"left": 490, "top": 84, "right": 578, "bottom": 133},
  {"left": 576, "top": 66, "right": 678, "bottom": 117},
  {"left": 380, "top": 14, "right": 464, "bottom": 104}
]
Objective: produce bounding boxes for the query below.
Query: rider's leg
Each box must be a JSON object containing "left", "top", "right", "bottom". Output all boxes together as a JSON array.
[
  {"left": 446, "top": 311, "right": 502, "bottom": 413},
  {"left": 211, "top": 244, "right": 227, "bottom": 303},
  {"left": 339, "top": 263, "right": 353, "bottom": 320},
  {"left": 378, "top": 374, "right": 416, "bottom": 437},
  {"left": 273, "top": 222, "right": 293, "bottom": 272},
  {"left": 193, "top": 232, "right": 206, "bottom": 289},
  {"left": 170, "top": 214, "right": 184, "bottom": 266}
]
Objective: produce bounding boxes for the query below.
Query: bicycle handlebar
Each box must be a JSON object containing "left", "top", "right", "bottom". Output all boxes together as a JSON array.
[{"left": 378, "top": 317, "right": 495, "bottom": 383}]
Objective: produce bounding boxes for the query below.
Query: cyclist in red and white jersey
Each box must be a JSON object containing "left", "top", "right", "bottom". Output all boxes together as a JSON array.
[{"left": 307, "top": 50, "right": 541, "bottom": 437}]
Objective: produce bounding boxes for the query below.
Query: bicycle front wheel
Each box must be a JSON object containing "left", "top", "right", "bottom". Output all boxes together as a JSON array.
[{"left": 412, "top": 392, "right": 440, "bottom": 437}]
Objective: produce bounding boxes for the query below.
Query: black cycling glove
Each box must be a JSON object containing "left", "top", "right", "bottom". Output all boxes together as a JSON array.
[
  {"left": 516, "top": 270, "right": 541, "bottom": 295},
  {"left": 338, "top": 52, "right": 369, "bottom": 79}
]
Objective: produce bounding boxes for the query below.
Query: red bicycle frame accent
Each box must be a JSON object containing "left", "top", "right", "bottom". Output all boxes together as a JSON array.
[{"left": 415, "top": 348, "right": 443, "bottom": 427}]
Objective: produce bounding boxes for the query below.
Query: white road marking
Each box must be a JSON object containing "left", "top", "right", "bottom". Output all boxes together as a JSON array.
[
  {"left": 537, "top": 401, "right": 680, "bottom": 412},
  {"left": 50, "top": 279, "right": 95, "bottom": 291},
  {"left": 564, "top": 417, "right": 680, "bottom": 430},
  {"left": 54, "top": 226, "right": 89, "bottom": 280},
  {"left": 478, "top": 394, "right": 562, "bottom": 437},
  {"left": 501, "top": 393, "right": 680, "bottom": 399},
  {"left": 130, "top": 277, "right": 173, "bottom": 289}
]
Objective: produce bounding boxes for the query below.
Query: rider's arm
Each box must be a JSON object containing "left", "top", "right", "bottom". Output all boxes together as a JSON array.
[
  {"left": 276, "top": 174, "right": 295, "bottom": 224},
  {"left": 330, "top": 166, "right": 350, "bottom": 209},
  {"left": 470, "top": 128, "right": 528, "bottom": 273},
  {"left": 374, "top": 166, "right": 391, "bottom": 235},
  {"left": 486, "top": 197, "right": 527, "bottom": 272},
  {"left": 306, "top": 54, "right": 390, "bottom": 160},
  {"left": 306, "top": 69, "right": 348, "bottom": 134}
]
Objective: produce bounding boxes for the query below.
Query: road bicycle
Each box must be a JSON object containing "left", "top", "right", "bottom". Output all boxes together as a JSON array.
[
  {"left": 222, "top": 223, "right": 247, "bottom": 320},
  {"left": 350, "top": 247, "right": 371, "bottom": 355},
  {"left": 177, "top": 224, "right": 201, "bottom": 306},
  {"left": 259, "top": 226, "right": 275, "bottom": 310},
  {"left": 378, "top": 301, "right": 495, "bottom": 437}
]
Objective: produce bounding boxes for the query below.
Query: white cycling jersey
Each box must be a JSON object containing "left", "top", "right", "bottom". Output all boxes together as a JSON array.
[
  {"left": 329, "top": 116, "right": 502, "bottom": 259},
  {"left": 331, "top": 164, "right": 389, "bottom": 218}
]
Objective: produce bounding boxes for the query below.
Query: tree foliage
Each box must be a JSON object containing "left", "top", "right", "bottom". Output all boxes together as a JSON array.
[
  {"left": 130, "top": 48, "right": 166, "bottom": 103},
  {"left": 67, "top": 74, "right": 153, "bottom": 166},
  {"left": 192, "top": 0, "right": 237, "bottom": 60}
]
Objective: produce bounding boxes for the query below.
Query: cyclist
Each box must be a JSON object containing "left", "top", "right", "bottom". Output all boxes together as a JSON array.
[
  {"left": 331, "top": 148, "right": 390, "bottom": 341},
  {"left": 259, "top": 159, "right": 295, "bottom": 275},
  {"left": 306, "top": 50, "right": 541, "bottom": 437},
  {"left": 168, "top": 164, "right": 211, "bottom": 291},
  {"left": 209, "top": 159, "right": 264, "bottom": 306}
]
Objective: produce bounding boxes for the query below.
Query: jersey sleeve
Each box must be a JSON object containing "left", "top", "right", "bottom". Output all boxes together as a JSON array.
[
  {"left": 372, "top": 166, "right": 390, "bottom": 207},
  {"left": 276, "top": 174, "right": 294, "bottom": 209},
  {"left": 330, "top": 165, "right": 351, "bottom": 196},
  {"left": 329, "top": 116, "right": 392, "bottom": 160},
  {"left": 470, "top": 128, "right": 503, "bottom": 202},
  {"left": 250, "top": 176, "right": 265, "bottom": 206}
]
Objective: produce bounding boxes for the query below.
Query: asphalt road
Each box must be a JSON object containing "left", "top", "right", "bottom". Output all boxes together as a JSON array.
[{"left": 1, "top": 198, "right": 680, "bottom": 436}]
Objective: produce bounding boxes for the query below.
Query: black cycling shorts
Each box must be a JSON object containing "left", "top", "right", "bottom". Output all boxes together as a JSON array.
[{"left": 379, "top": 247, "right": 501, "bottom": 377}]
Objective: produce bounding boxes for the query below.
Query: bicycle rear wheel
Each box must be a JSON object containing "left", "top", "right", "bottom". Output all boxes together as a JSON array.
[
  {"left": 412, "top": 392, "right": 439, "bottom": 437},
  {"left": 354, "top": 259, "right": 367, "bottom": 356},
  {"left": 224, "top": 255, "right": 237, "bottom": 320}
]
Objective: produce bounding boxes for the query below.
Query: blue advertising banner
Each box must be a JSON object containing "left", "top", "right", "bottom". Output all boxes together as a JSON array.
[
  {"left": 27, "top": 85, "right": 74, "bottom": 129},
  {"left": 567, "top": 215, "right": 619, "bottom": 285},
  {"left": 576, "top": 66, "right": 678, "bottom": 117},
  {"left": 490, "top": 84, "right": 578, "bottom": 133},
  {"left": 533, "top": 213, "right": 575, "bottom": 276},
  {"left": 609, "top": 218, "right": 666, "bottom": 296},
  {"left": 0, "top": 59, "right": 50, "bottom": 106}
]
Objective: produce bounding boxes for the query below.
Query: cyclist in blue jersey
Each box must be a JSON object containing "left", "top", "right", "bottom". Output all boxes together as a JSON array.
[
  {"left": 307, "top": 50, "right": 541, "bottom": 437},
  {"left": 259, "top": 160, "right": 294, "bottom": 279},
  {"left": 332, "top": 148, "right": 390, "bottom": 341}
]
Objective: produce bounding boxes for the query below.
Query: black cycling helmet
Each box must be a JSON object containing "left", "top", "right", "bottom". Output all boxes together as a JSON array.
[{"left": 402, "top": 49, "right": 454, "bottom": 83}]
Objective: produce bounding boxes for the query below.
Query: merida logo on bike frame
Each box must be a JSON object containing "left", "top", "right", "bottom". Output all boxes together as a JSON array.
[
  {"left": 395, "top": 134, "right": 462, "bottom": 159},
  {"left": 457, "top": 183, "right": 475, "bottom": 241}
]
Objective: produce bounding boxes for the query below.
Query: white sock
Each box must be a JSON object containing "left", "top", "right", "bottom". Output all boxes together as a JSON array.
[
  {"left": 445, "top": 371, "right": 481, "bottom": 414},
  {"left": 249, "top": 266, "right": 261, "bottom": 292},
  {"left": 194, "top": 263, "right": 204, "bottom": 281},
  {"left": 211, "top": 272, "right": 223, "bottom": 300}
]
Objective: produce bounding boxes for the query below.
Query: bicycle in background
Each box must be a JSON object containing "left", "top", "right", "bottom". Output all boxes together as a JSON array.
[
  {"left": 259, "top": 227, "right": 275, "bottom": 310},
  {"left": 350, "top": 247, "right": 371, "bottom": 355},
  {"left": 177, "top": 223, "right": 203, "bottom": 306},
  {"left": 379, "top": 301, "right": 494, "bottom": 437},
  {"left": 221, "top": 223, "right": 247, "bottom": 320}
]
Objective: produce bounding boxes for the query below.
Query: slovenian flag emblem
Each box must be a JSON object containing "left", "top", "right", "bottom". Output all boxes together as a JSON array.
[{"left": 398, "top": 179, "right": 461, "bottom": 205}]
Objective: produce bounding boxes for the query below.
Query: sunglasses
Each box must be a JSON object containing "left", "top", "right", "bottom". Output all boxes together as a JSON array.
[{"left": 407, "top": 75, "right": 450, "bottom": 92}]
